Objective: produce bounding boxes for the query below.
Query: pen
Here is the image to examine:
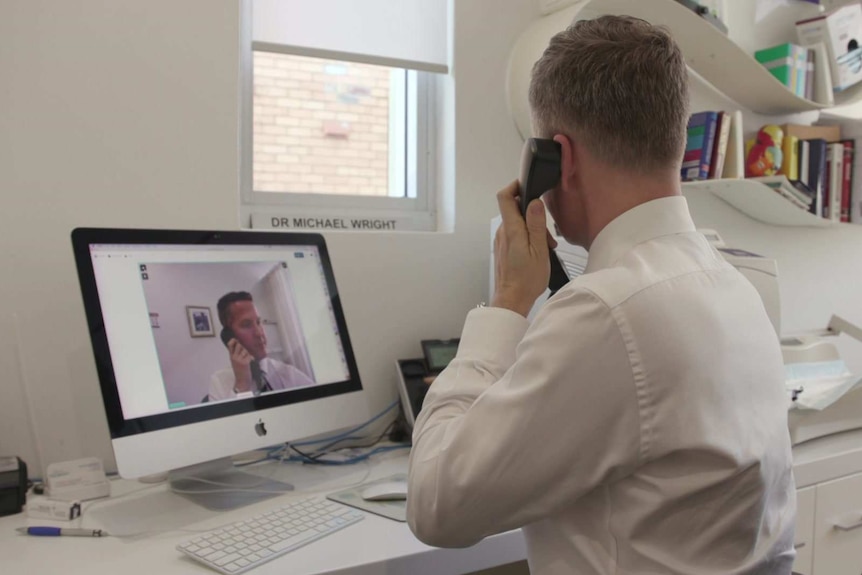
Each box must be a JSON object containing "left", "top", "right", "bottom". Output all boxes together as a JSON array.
[{"left": 16, "top": 527, "right": 109, "bottom": 537}]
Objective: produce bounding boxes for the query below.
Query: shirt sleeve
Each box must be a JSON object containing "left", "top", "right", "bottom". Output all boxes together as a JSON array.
[
  {"left": 406, "top": 288, "right": 643, "bottom": 548},
  {"left": 208, "top": 369, "right": 235, "bottom": 401}
]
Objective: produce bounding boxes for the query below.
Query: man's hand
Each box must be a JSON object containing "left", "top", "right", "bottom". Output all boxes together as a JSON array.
[
  {"left": 227, "top": 339, "right": 254, "bottom": 392},
  {"left": 491, "top": 181, "right": 557, "bottom": 317}
]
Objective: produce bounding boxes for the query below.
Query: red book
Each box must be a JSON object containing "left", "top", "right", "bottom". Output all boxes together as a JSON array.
[{"left": 684, "top": 149, "right": 702, "bottom": 163}]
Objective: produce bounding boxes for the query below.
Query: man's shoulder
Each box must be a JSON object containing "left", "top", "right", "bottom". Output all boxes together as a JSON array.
[
  {"left": 569, "top": 237, "right": 733, "bottom": 310},
  {"left": 559, "top": 267, "right": 632, "bottom": 311},
  {"left": 261, "top": 357, "right": 290, "bottom": 369}
]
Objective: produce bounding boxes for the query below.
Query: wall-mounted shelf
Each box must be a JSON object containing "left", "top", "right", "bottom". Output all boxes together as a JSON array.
[
  {"left": 507, "top": 0, "right": 851, "bottom": 140},
  {"left": 682, "top": 178, "right": 836, "bottom": 227}
]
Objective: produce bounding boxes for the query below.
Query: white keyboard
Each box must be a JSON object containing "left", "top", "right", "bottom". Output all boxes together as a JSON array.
[{"left": 177, "top": 497, "right": 364, "bottom": 574}]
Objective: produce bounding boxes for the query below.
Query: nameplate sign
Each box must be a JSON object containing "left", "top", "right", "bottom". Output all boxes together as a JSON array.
[{"left": 251, "top": 212, "right": 431, "bottom": 232}]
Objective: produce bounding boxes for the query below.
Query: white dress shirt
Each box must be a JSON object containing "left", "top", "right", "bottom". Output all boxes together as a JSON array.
[
  {"left": 208, "top": 356, "right": 314, "bottom": 401},
  {"left": 407, "top": 196, "right": 796, "bottom": 574}
]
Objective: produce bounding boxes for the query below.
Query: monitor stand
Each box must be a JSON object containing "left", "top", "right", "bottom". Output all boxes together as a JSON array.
[{"left": 168, "top": 457, "right": 293, "bottom": 511}]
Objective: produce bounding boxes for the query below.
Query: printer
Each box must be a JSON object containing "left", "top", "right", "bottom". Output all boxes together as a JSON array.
[{"left": 701, "top": 230, "right": 862, "bottom": 445}]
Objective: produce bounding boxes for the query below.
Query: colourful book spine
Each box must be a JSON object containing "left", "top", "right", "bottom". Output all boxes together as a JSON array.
[
  {"left": 681, "top": 111, "right": 719, "bottom": 181},
  {"left": 780, "top": 135, "right": 800, "bottom": 181}
]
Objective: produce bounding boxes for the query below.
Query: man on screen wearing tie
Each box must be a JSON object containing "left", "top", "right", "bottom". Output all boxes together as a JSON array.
[{"left": 208, "top": 291, "right": 314, "bottom": 401}]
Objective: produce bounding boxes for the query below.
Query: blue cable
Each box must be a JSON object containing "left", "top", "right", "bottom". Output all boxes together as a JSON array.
[{"left": 291, "top": 400, "right": 400, "bottom": 447}]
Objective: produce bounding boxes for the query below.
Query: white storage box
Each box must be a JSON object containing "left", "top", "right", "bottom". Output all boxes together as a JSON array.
[{"left": 797, "top": 4, "right": 862, "bottom": 92}]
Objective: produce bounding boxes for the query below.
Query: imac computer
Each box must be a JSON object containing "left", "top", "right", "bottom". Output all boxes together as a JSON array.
[{"left": 71, "top": 228, "right": 368, "bottom": 509}]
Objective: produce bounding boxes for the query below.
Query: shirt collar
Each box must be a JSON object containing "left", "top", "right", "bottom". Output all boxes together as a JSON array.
[{"left": 584, "top": 196, "right": 696, "bottom": 274}]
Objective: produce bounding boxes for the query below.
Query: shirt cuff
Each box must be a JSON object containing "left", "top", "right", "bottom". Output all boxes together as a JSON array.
[{"left": 456, "top": 306, "right": 530, "bottom": 372}]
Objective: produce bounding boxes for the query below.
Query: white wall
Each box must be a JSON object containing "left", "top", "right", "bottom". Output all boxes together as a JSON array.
[
  {"left": 0, "top": 0, "right": 538, "bottom": 477},
  {"left": 0, "top": 0, "right": 242, "bottom": 476}
]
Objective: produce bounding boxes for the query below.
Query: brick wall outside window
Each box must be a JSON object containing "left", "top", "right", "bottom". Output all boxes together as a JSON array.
[{"left": 253, "top": 52, "right": 392, "bottom": 196}]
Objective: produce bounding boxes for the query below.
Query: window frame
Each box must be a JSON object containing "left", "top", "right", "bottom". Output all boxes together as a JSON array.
[{"left": 239, "top": 29, "right": 438, "bottom": 231}]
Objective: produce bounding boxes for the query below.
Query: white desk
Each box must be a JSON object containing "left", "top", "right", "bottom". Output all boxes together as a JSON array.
[
  {"left": 9, "top": 430, "right": 862, "bottom": 575},
  {"left": 0, "top": 451, "right": 527, "bottom": 575}
]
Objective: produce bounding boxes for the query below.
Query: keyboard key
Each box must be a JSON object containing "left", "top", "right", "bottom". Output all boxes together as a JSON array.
[{"left": 214, "top": 553, "right": 242, "bottom": 566}]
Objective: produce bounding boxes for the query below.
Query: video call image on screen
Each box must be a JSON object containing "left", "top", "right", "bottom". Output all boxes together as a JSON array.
[
  {"left": 91, "top": 244, "right": 351, "bottom": 419},
  {"left": 141, "top": 259, "right": 328, "bottom": 408}
]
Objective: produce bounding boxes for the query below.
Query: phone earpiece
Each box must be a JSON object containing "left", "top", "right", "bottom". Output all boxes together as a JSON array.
[
  {"left": 220, "top": 328, "right": 234, "bottom": 347},
  {"left": 518, "top": 138, "right": 562, "bottom": 216},
  {"left": 517, "top": 137, "right": 568, "bottom": 296}
]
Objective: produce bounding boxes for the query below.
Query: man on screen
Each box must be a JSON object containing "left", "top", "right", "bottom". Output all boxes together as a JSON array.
[{"left": 208, "top": 291, "right": 314, "bottom": 401}]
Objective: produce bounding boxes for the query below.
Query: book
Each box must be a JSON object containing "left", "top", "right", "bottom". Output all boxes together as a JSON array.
[
  {"left": 780, "top": 134, "right": 800, "bottom": 181},
  {"left": 799, "top": 139, "right": 810, "bottom": 186},
  {"left": 783, "top": 123, "right": 841, "bottom": 142},
  {"left": 753, "top": 175, "right": 814, "bottom": 210},
  {"left": 805, "top": 48, "right": 816, "bottom": 101},
  {"left": 826, "top": 142, "right": 844, "bottom": 221},
  {"left": 803, "top": 138, "right": 828, "bottom": 217},
  {"left": 853, "top": 147, "right": 862, "bottom": 223},
  {"left": 708, "top": 111, "right": 731, "bottom": 179},
  {"left": 682, "top": 111, "right": 719, "bottom": 181},
  {"left": 840, "top": 139, "right": 855, "bottom": 223},
  {"left": 723, "top": 110, "right": 745, "bottom": 178},
  {"left": 795, "top": 45, "right": 809, "bottom": 98}
]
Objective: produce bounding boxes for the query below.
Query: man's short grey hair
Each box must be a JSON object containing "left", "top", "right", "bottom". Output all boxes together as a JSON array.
[{"left": 528, "top": 15, "right": 690, "bottom": 174}]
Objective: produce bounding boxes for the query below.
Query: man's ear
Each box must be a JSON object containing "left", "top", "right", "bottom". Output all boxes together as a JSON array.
[{"left": 552, "top": 134, "right": 576, "bottom": 188}]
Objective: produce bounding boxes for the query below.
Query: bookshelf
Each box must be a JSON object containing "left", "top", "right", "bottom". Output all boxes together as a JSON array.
[
  {"left": 576, "top": 0, "right": 833, "bottom": 114},
  {"left": 508, "top": 0, "right": 839, "bottom": 140},
  {"left": 681, "top": 179, "right": 836, "bottom": 227},
  {"left": 508, "top": 0, "right": 862, "bottom": 228}
]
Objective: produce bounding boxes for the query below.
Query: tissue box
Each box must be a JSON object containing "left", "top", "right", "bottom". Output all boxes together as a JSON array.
[{"left": 797, "top": 3, "right": 862, "bottom": 92}]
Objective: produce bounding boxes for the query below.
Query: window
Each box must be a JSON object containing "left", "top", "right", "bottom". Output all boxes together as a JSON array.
[
  {"left": 242, "top": 50, "right": 437, "bottom": 232},
  {"left": 253, "top": 52, "right": 404, "bottom": 198},
  {"left": 241, "top": 0, "right": 447, "bottom": 233}
]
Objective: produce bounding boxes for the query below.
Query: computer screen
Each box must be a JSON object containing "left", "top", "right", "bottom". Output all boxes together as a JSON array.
[{"left": 71, "top": 229, "right": 367, "bottom": 481}]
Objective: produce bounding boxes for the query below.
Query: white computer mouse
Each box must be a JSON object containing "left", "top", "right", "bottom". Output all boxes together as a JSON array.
[{"left": 360, "top": 480, "right": 409, "bottom": 501}]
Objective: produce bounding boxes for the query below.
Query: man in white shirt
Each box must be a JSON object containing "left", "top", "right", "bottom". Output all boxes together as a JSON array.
[
  {"left": 407, "top": 15, "right": 796, "bottom": 575},
  {"left": 208, "top": 291, "right": 314, "bottom": 401}
]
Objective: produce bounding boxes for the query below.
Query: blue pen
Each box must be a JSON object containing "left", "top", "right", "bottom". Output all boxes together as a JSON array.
[{"left": 16, "top": 527, "right": 108, "bottom": 537}]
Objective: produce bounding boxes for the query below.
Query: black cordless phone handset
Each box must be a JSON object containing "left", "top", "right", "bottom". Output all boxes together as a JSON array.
[
  {"left": 518, "top": 138, "right": 569, "bottom": 295},
  {"left": 220, "top": 328, "right": 262, "bottom": 387}
]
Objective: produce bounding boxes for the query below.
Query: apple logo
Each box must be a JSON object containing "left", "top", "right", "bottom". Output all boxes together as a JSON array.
[{"left": 254, "top": 419, "right": 267, "bottom": 437}]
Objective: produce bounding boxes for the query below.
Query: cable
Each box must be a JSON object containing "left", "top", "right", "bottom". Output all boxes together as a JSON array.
[
  {"left": 287, "top": 444, "right": 410, "bottom": 466},
  {"left": 306, "top": 420, "right": 398, "bottom": 459},
  {"left": 236, "top": 400, "right": 402, "bottom": 467},
  {"left": 291, "top": 400, "right": 400, "bottom": 447}
]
